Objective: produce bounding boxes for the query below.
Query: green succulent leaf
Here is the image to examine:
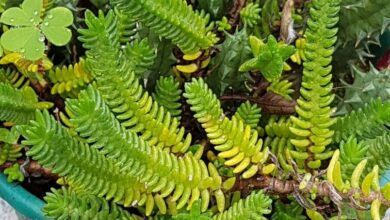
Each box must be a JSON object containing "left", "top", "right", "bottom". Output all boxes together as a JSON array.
[
  {"left": 41, "top": 7, "right": 73, "bottom": 46},
  {"left": 239, "top": 35, "right": 295, "bottom": 82}
]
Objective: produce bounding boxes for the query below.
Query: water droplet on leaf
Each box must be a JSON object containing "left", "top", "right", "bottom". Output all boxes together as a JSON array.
[
  {"left": 20, "top": 49, "right": 25, "bottom": 53},
  {"left": 10, "top": 18, "right": 14, "bottom": 22},
  {"left": 48, "top": 15, "right": 53, "bottom": 19},
  {"left": 44, "top": 22, "right": 49, "bottom": 26},
  {"left": 34, "top": 10, "right": 38, "bottom": 15},
  {"left": 39, "top": 35, "right": 45, "bottom": 42}
]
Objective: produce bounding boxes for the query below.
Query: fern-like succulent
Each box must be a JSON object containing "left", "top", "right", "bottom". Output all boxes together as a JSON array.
[
  {"left": 289, "top": 0, "right": 341, "bottom": 169},
  {"left": 184, "top": 78, "right": 269, "bottom": 179},
  {"left": 0, "top": 83, "right": 52, "bottom": 124},
  {"left": 339, "top": 137, "right": 369, "bottom": 179},
  {"left": 78, "top": 10, "right": 191, "bottom": 153},
  {"left": 43, "top": 187, "right": 136, "bottom": 220},
  {"left": 114, "top": 8, "right": 138, "bottom": 44},
  {"left": 366, "top": 134, "right": 390, "bottom": 175},
  {"left": 332, "top": 99, "right": 390, "bottom": 143},
  {"left": 66, "top": 86, "right": 224, "bottom": 214},
  {"left": 122, "top": 39, "right": 156, "bottom": 78},
  {"left": 0, "top": 68, "right": 29, "bottom": 89},
  {"left": 48, "top": 59, "right": 93, "bottom": 97},
  {"left": 20, "top": 110, "right": 146, "bottom": 207},
  {"left": 111, "top": 0, "right": 218, "bottom": 53},
  {"left": 153, "top": 76, "right": 182, "bottom": 119},
  {"left": 267, "top": 78, "right": 294, "bottom": 101},
  {"left": 264, "top": 116, "right": 295, "bottom": 172},
  {"left": 212, "top": 190, "right": 272, "bottom": 220},
  {"left": 233, "top": 101, "right": 261, "bottom": 130},
  {"left": 240, "top": 3, "right": 261, "bottom": 28}
]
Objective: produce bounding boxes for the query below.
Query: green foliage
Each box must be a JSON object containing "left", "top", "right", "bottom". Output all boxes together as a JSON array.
[
  {"left": 114, "top": 8, "right": 137, "bottom": 44},
  {"left": 233, "top": 101, "right": 261, "bottom": 129},
  {"left": 267, "top": 78, "right": 294, "bottom": 101},
  {"left": 0, "top": 83, "right": 52, "bottom": 124},
  {"left": 184, "top": 78, "right": 267, "bottom": 178},
  {"left": 264, "top": 116, "right": 294, "bottom": 171},
  {"left": 271, "top": 200, "right": 306, "bottom": 220},
  {"left": 20, "top": 110, "right": 145, "bottom": 207},
  {"left": 366, "top": 133, "right": 390, "bottom": 174},
  {"left": 0, "top": 143, "right": 23, "bottom": 165},
  {"left": 197, "top": 0, "right": 231, "bottom": 20},
  {"left": 289, "top": 0, "right": 341, "bottom": 169},
  {"left": 239, "top": 35, "right": 295, "bottom": 82},
  {"left": 0, "top": 127, "right": 22, "bottom": 165},
  {"left": 0, "top": 68, "right": 29, "bottom": 89},
  {"left": 338, "top": 0, "right": 390, "bottom": 47},
  {"left": 338, "top": 65, "right": 390, "bottom": 114},
  {"left": 172, "top": 200, "right": 213, "bottom": 220},
  {"left": 67, "top": 86, "right": 223, "bottom": 214},
  {"left": 0, "top": 0, "right": 389, "bottom": 219},
  {"left": 240, "top": 3, "right": 261, "bottom": 28},
  {"left": 339, "top": 137, "right": 368, "bottom": 178},
  {"left": 260, "top": 0, "right": 280, "bottom": 36},
  {"left": 3, "top": 163, "right": 24, "bottom": 182},
  {"left": 111, "top": 0, "right": 218, "bottom": 53},
  {"left": 206, "top": 29, "right": 251, "bottom": 96},
  {"left": 122, "top": 39, "right": 156, "bottom": 78},
  {"left": 43, "top": 187, "right": 136, "bottom": 220},
  {"left": 48, "top": 59, "right": 93, "bottom": 97},
  {"left": 153, "top": 76, "right": 182, "bottom": 119},
  {"left": 332, "top": 99, "right": 390, "bottom": 143},
  {"left": 79, "top": 10, "right": 191, "bottom": 153},
  {"left": 0, "top": 0, "right": 73, "bottom": 60},
  {"left": 212, "top": 190, "right": 272, "bottom": 220}
]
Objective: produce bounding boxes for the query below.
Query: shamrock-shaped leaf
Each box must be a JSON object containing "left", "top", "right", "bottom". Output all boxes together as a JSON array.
[
  {"left": 0, "top": 0, "right": 73, "bottom": 61},
  {"left": 41, "top": 7, "right": 73, "bottom": 46},
  {"left": 239, "top": 35, "right": 295, "bottom": 82}
]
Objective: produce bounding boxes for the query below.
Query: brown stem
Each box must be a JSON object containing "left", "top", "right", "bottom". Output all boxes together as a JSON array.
[
  {"left": 0, "top": 160, "right": 56, "bottom": 179},
  {"left": 228, "top": 0, "right": 246, "bottom": 31},
  {"left": 220, "top": 93, "right": 297, "bottom": 115},
  {"left": 232, "top": 175, "right": 390, "bottom": 207}
]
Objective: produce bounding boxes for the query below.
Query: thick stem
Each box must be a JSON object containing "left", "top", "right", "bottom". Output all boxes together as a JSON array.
[{"left": 232, "top": 175, "right": 390, "bottom": 207}]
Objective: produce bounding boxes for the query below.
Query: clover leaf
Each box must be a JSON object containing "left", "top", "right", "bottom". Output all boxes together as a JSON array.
[
  {"left": 239, "top": 35, "right": 295, "bottom": 82},
  {"left": 0, "top": 0, "right": 73, "bottom": 61}
]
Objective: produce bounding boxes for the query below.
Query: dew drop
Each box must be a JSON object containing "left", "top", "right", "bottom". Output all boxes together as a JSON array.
[
  {"left": 35, "top": 48, "right": 40, "bottom": 51},
  {"left": 39, "top": 35, "right": 45, "bottom": 42},
  {"left": 10, "top": 18, "right": 14, "bottom": 22},
  {"left": 33, "top": 10, "right": 38, "bottom": 15},
  {"left": 20, "top": 48, "right": 25, "bottom": 53},
  {"left": 30, "top": 18, "right": 34, "bottom": 22},
  {"left": 44, "top": 22, "right": 49, "bottom": 26},
  {"left": 48, "top": 14, "right": 53, "bottom": 19}
]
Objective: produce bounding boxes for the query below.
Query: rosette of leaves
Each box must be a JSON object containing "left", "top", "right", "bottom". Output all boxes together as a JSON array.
[
  {"left": 239, "top": 35, "right": 295, "bottom": 82},
  {"left": 0, "top": 0, "right": 73, "bottom": 61}
]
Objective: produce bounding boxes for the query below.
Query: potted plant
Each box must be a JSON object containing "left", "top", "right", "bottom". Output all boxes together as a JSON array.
[{"left": 0, "top": 0, "right": 389, "bottom": 219}]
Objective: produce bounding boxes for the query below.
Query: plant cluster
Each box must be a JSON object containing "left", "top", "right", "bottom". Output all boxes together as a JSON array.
[{"left": 0, "top": 0, "right": 389, "bottom": 219}]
